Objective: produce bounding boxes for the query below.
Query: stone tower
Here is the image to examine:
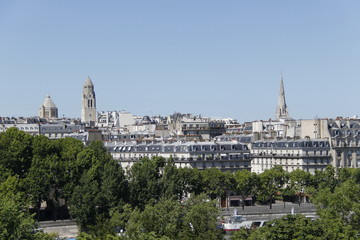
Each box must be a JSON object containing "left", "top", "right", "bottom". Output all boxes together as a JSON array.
[
  {"left": 81, "top": 77, "right": 97, "bottom": 124},
  {"left": 39, "top": 95, "right": 58, "bottom": 119},
  {"left": 276, "top": 73, "right": 290, "bottom": 120}
]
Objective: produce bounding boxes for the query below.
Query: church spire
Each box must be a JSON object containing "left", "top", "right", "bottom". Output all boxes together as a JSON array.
[{"left": 276, "top": 72, "right": 290, "bottom": 120}]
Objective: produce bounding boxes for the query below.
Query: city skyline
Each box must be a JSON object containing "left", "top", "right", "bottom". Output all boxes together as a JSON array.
[{"left": 1, "top": 1, "right": 360, "bottom": 122}]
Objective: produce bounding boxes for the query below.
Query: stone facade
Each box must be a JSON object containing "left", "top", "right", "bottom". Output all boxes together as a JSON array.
[
  {"left": 81, "top": 77, "right": 97, "bottom": 124},
  {"left": 105, "top": 141, "right": 251, "bottom": 172},
  {"left": 251, "top": 139, "right": 331, "bottom": 174},
  {"left": 275, "top": 73, "right": 290, "bottom": 120},
  {"left": 39, "top": 95, "right": 58, "bottom": 119}
]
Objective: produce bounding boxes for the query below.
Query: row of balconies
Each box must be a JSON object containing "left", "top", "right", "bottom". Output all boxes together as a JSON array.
[
  {"left": 252, "top": 153, "right": 330, "bottom": 158},
  {"left": 194, "top": 164, "right": 250, "bottom": 170},
  {"left": 253, "top": 161, "right": 330, "bottom": 166},
  {"left": 114, "top": 155, "right": 251, "bottom": 162}
]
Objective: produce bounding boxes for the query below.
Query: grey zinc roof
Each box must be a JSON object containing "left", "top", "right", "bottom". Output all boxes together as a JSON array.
[
  {"left": 105, "top": 141, "right": 249, "bottom": 153},
  {"left": 40, "top": 124, "right": 83, "bottom": 133}
]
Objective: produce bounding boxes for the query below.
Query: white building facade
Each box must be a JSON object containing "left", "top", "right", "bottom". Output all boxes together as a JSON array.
[{"left": 251, "top": 139, "right": 331, "bottom": 174}]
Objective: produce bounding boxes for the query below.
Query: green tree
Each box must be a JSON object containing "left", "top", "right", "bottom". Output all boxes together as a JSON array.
[
  {"left": 69, "top": 141, "right": 128, "bottom": 232},
  {"left": 313, "top": 165, "right": 338, "bottom": 193},
  {"left": 201, "top": 168, "right": 232, "bottom": 205},
  {"left": 288, "top": 169, "right": 312, "bottom": 206},
  {"left": 70, "top": 171, "right": 100, "bottom": 231},
  {"left": 314, "top": 180, "right": 360, "bottom": 235},
  {"left": 24, "top": 135, "right": 58, "bottom": 220},
  {"left": 181, "top": 194, "right": 223, "bottom": 240},
  {"left": 126, "top": 194, "right": 222, "bottom": 240},
  {"left": 178, "top": 167, "right": 204, "bottom": 196},
  {"left": 126, "top": 198, "right": 184, "bottom": 239},
  {"left": 160, "top": 159, "right": 183, "bottom": 201},
  {"left": 57, "top": 137, "right": 85, "bottom": 200},
  {"left": 347, "top": 168, "right": 360, "bottom": 184},
  {"left": 128, "top": 157, "right": 165, "bottom": 209},
  {"left": 233, "top": 214, "right": 326, "bottom": 240},
  {"left": 0, "top": 127, "right": 33, "bottom": 178},
  {"left": 0, "top": 176, "right": 53, "bottom": 240},
  {"left": 258, "top": 166, "right": 286, "bottom": 209},
  {"left": 86, "top": 204, "right": 132, "bottom": 238},
  {"left": 234, "top": 170, "right": 258, "bottom": 210}
]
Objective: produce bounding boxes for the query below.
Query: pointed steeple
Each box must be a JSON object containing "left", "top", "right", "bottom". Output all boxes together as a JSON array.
[
  {"left": 276, "top": 73, "right": 290, "bottom": 120},
  {"left": 84, "top": 76, "right": 94, "bottom": 86}
]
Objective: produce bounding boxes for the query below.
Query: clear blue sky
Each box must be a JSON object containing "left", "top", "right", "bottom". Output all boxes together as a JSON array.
[{"left": 1, "top": 1, "right": 360, "bottom": 122}]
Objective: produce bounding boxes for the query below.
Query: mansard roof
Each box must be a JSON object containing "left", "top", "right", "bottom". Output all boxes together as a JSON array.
[{"left": 106, "top": 141, "right": 249, "bottom": 153}]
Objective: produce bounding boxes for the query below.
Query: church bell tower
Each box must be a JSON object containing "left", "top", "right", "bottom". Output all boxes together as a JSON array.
[
  {"left": 81, "top": 77, "right": 97, "bottom": 124},
  {"left": 276, "top": 73, "right": 290, "bottom": 120}
]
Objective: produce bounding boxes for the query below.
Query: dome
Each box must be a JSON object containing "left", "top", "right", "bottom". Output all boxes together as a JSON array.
[
  {"left": 39, "top": 95, "right": 58, "bottom": 119},
  {"left": 142, "top": 116, "right": 151, "bottom": 121},
  {"left": 42, "top": 95, "right": 57, "bottom": 109}
]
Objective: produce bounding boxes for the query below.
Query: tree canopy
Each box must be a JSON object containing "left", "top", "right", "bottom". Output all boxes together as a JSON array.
[{"left": 3, "top": 128, "right": 360, "bottom": 239}]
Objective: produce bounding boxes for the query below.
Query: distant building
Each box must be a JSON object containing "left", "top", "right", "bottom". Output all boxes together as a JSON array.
[
  {"left": 39, "top": 95, "right": 58, "bottom": 119},
  {"left": 327, "top": 118, "right": 360, "bottom": 168},
  {"left": 0, "top": 122, "right": 40, "bottom": 135},
  {"left": 40, "top": 123, "right": 84, "bottom": 140},
  {"left": 252, "top": 119, "right": 299, "bottom": 140},
  {"left": 97, "top": 111, "right": 135, "bottom": 128},
  {"left": 105, "top": 140, "right": 251, "bottom": 172},
  {"left": 299, "top": 119, "right": 331, "bottom": 139},
  {"left": 297, "top": 118, "right": 360, "bottom": 169},
  {"left": 102, "top": 130, "right": 154, "bottom": 142},
  {"left": 155, "top": 113, "right": 226, "bottom": 140},
  {"left": 81, "top": 77, "right": 97, "bottom": 125},
  {"left": 251, "top": 138, "right": 331, "bottom": 174}
]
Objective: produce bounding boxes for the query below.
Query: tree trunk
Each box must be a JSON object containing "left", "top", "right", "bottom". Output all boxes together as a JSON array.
[
  {"left": 36, "top": 200, "right": 41, "bottom": 221},
  {"left": 283, "top": 197, "right": 286, "bottom": 209},
  {"left": 242, "top": 196, "right": 245, "bottom": 211},
  {"left": 53, "top": 206, "right": 57, "bottom": 221},
  {"left": 269, "top": 195, "right": 273, "bottom": 209}
]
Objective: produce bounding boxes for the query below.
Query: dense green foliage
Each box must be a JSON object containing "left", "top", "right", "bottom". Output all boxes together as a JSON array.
[
  {"left": 2, "top": 128, "right": 360, "bottom": 239},
  {"left": 0, "top": 128, "right": 129, "bottom": 238},
  {"left": 125, "top": 195, "right": 222, "bottom": 240},
  {"left": 0, "top": 176, "right": 54, "bottom": 240},
  {"left": 233, "top": 166, "right": 360, "bottom": 239}
]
